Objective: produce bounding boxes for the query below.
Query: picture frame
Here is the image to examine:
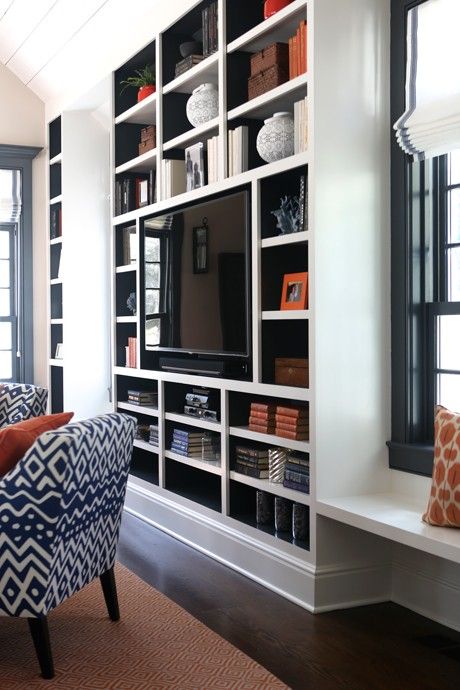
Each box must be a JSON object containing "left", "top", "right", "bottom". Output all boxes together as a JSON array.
[
  {"left": 280, "top": 272, "right": 308, "bottom": 310},
  {"left": 193, "top": 221, "right": 208, "bottom": 274},
  {"left": 55, "top": 343, "right": 63, "bottom": 360},
  {"left": 122, "top": 226, "right": 137, "bottom": 265},
  {"left": 138, "top": 178, "right": 149, "bottom": 208}
]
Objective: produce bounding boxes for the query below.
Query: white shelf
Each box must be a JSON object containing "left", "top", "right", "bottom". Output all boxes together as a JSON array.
[
  {"left": 134, "top": 439, "right": 158, "bottom": 454},
  {"left": 163, "top": 117, "right": 219, "bottom": 152},
  {"left": 50, "top": 278, "right": 62, "bottom": 285},
  {"left": 165, "top": 411, "right": 222, "bottom": 432},
  {"left": 49, "top": 358, "right": 64, "bottom": 367},
  {"left": 115, "top": 92, "right": 157, "bottom": 125},
  {"left": 228, "top": 73, "right": 307, "bottom": 122},
  {"left": 229, "top": 426, "right": 310, "bottom": 453},
  {"left": 163, "top": 53, "right": 219, "bottom": 95},
  {"left": 261, "top": 231, "right": 309, "bottom": 248},
  {"left": 116, "top": 264, "right": 137, "bottom": 273},
  {"left": 316, "top": 493, "right": 460, "bottom": 565},
  {"left": 262, "top": 309, "right": 309, "bottom": 320},
  {"left": 230, "top": 471, "right": 310, "bottom": 505},
  {"left": 117, "top": 401, "right": 158, "bottom": 417},
  {"left": 228, "top": 0, "right": 307, "bottom": 54},
  {"left": 116, "top": 316, "right": 136, "bottom": 323},
  {"left": 50, "top": 237, "right": 63, "bottom": 245},
  {"left": 49, "top": 194, "right": 62, "bottom": 205},
  {"left": 165, "top": 450, "right": 222, "bottom": 476},
  {"left": 50, "top": 318, "right": 63, "bottom": 325},
  {"left": 49, "top": 153, "right": 62, "bottom": 165},
  {"left": 115, "top": 148, "right": 156, "bottom": 174}
]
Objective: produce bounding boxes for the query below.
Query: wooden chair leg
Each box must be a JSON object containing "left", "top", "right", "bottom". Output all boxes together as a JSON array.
[
  {"left": 100, "top": 566, "right": 120, "bottom": 621},
  {"left": 28, "top": 616, "right": 54, "bottom": 679}
]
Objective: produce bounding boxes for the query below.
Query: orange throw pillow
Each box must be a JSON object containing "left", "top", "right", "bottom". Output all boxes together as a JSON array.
[
  {"left": 0, "top": 412, "right": 74, "bottom": 477},
  {"left": 423, "top": 406, "right": 460, "bottom": 527}
]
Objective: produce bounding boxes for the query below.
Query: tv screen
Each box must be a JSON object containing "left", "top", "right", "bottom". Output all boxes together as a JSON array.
[{"left": 143, "top": 190, "right": 250, "bottom": 358}]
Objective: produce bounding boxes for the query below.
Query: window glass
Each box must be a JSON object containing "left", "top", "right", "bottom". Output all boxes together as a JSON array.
[
  {"left": 437, "top": 373, "right": 460, "bottom": 412},
  {"left": 146, "top": 318, "right": 160, "bottom": 347},
  {"left": 0, "top": 351, "right": 12, "bottom": 379},
  {"left": 0, "top": 231, "right": 8, "bottom": 258},
  {"left": 0, "top": 322, "right": 11, "bottom": 349},
  {"left": 0, "top": 288, "right": 10, "bottom": 316},
  {"left": 0, "top": 259, "right": 9, "bottom": 288},
  {"left": 447, "top": 246, "right": 460, "bottom": 301},
  {"left": 447, "top": 187, "right": 460, "bottom": 244}
]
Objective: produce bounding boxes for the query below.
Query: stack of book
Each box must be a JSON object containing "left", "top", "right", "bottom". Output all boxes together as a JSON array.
[
  {"left": 248, "top": 402, "right": 276, "bottom": 434},
  {"left": 275, "top": 405, "right": 309, "bottom": 441},
  {"left": 127, "top": 389, "right": 157, "bottom": 407},
  {"left": 175, "top": 55, "right": 204, "bottom": 78},
  {"left": 235, "top": 446, "right": 269, "bottom": 478},
  {"left": 294, "top": 98, "right": 308, "bottom": 154},
  {"left": 125, "top": 337, "right": 137, "bottom": 368},
  {"left": 283, "top": 453, "right": 310, "bottom": 493},
  {"left": 149, "top": 424, "right": 159, "bottom": 447},
  {"left": 171, "top": 429, "right": 212, "bottom": 458},
  {"left": 161, "top": 159, "right": 186, "bottom": 199},
  {"left": 228, "top": 126, "right": 248, "bottom": 177},
  {"left": 207, "top": 135, "right": 219, "bottom": 184},
  {"left": 289, "top": 20, "right": 307, "bottom": 78},
  {"left": 202, "top": 1, "right": 218, "bottom": 57}
]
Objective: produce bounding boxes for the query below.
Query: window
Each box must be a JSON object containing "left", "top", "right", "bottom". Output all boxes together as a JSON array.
[
  {"left": 390, "top": 0, "right": 460, "bottom": 475},
  {"left": 0, "top": 222, "right": 17, "bottom": 380}
]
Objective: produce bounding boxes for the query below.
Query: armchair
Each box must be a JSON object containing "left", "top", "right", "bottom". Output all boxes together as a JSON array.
[
  {"left": 0, "top": 412, "right": 136, "bottom": 678},
  {"left": 0, "top": 383, "right": 48, "bottom": 427}
]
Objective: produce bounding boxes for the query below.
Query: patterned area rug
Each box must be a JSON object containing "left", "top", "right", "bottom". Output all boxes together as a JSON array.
[{"left": 0, "top": 563, "right": 287, "bottom": 689}]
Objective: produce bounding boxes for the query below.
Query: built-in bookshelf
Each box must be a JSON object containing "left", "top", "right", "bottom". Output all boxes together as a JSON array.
[{"left": 48, "top": 115, "right": 64, "bottom": 413}]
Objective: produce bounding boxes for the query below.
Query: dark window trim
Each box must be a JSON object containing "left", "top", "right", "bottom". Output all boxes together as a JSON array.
[{"left": 0, "top": 144, "right": 42, "bottom": 384}]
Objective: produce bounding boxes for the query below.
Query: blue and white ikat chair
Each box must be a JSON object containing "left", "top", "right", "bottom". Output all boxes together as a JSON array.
[
  {"left": 0, "top": 413, "right": 136, "bottom": 678},
  {"left": 0, "top": 383, "right": 48, "bottom": 427}
]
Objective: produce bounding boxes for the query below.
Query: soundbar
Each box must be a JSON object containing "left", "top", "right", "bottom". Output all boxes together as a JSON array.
[{"left": 159, "top": 357, "right": 225, "bottom": 377}]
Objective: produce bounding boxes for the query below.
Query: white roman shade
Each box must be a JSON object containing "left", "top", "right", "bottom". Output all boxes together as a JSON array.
[
  {"left": 0, "top": 169, "right": 21, "bottom": 222},
  {"left": 394, "top": 0, "right": 460, "bottom": 160}
]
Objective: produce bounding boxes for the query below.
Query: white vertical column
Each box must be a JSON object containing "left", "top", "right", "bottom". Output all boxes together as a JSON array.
[
  {"left": 156, "top": 34, "right": 164, "bottom": 202},
  {"left": 158, "top": 379, "right": 165, "bottom": 488},
  {"left": 251, "top": 178, "right": 262, "bottom": 383},
  {"left": 220, "top": 387, "right": 229, "bottom": 515},
  {"left": 218, "top": 0, "right": 227, "bottom": 181}
]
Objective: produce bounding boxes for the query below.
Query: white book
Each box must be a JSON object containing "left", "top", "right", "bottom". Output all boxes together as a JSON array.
[
  {"left": 233, "top": 127, "right": 238, "bottom": 175},
  {"left": 294, "top": 100, "right": 300, "bottom": 154},
  {"left": 208, "top": 138, "right": 214, "bottom": 184},
  {"left": 170, "top": 159, "right": 186, "bottom": 196},
  {"left": 242, "top": 126, "right": 248, "bottom": 172},
  {"left": 214, "top": 135, "right": 219, "bottom": 181},
  {"left": 228, "top": 130, "right": 233, "bottom": 177}
]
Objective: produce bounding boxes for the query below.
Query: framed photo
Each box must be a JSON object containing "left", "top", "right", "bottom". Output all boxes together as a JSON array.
[
  {"left": 122, "top": 226, "right": 137, "bottom": 265},
  {"left": 138, "top": 178, "right": 149, "bottom": 208},
  {"left": 193, "top": 223, "right": 208, "bottom": 274},
  {"left": 280, "top": 272, "right": 308, "bottom": 310},
  {"left": 185, "top": 142, "right": 205, "bottom": 192},
  {"left": 55, "top": 343, "right": 63, "bottom": 360}
]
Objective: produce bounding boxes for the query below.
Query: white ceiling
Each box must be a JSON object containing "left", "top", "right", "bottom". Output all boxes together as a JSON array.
[{"left": 0, "top": 0, "right": 189, "bottom": 111}]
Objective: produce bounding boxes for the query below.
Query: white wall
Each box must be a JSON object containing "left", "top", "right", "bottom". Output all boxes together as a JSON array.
[{"left": 0, "top": 63, "right": 46, "bottom": 387}]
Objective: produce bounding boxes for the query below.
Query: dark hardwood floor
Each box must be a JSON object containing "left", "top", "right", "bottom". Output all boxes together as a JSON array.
[{"left": 117, "top": 512, "right": 459, "bottom": 690}]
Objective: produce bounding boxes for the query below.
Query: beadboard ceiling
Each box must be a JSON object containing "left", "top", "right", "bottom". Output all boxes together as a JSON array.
[{"left": 0, "top": 0, "right": 188, "bottom": 108}]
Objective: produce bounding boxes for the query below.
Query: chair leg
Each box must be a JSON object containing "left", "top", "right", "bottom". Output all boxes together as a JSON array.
[
  {"left": 28, "top": 616, "right": 54, "bottom": 679},
  {"left": 100, "top": 566, "right": 120, "bottom": 621}
]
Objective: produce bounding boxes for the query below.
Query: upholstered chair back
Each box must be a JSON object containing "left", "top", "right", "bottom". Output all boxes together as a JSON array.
[{"left": 0, "top": 383, "right": 48, "bottom": 427}]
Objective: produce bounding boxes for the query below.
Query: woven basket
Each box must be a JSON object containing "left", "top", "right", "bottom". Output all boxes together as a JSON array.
[
  {"left": 250, "top": 42, "right": 289, "bottom": 77},
  {"left": 248, "top": 64, "right": 289, "bottom": 100}
]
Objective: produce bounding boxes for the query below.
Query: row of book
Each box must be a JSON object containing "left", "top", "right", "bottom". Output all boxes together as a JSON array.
[
  {"left": 127, "top": 390, "right": 157, "bottom": 407},
  {"left": 175, "top": 54, "right": 204, "bottom": 78},
  {"left": 294, "top": 98, "right": 308, "bottom": 155},
  {"left": 170, "top": 428, "right": 216, "bottom": 459},
  {"left": 234, "top": 446, "right": 269, "bottom": 478},
  {"left": 115, "top": 171, "right": 157, "bottom": 216},
  {"left": 228, "top": 126, "right": 249, "bottom": 177},
  {"left": 125, "top": 337, "right": 137, "bottom": 368},
  {"left": 249, "top": 402, "right": 309, "bottom": 441},
  {"left": 283, "top": 453, "right": 309, "bottom": 494},
  {"left": 202, "top": 1, "right": 218, "bottom": 57},
  {"left": 135, "top": 423, "right": 158, "bottom": 447},
  {"left": 289, "top": 20, "right": 307, "bottom": 79}
]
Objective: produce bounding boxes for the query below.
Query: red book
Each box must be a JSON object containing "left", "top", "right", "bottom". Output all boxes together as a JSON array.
[
  {"left": 276, "top": 421, "right": 309, "bottom": 432},
  {"left": 249, "top": 416, "right": 275, "bottom": 428},
  {"left": 249, "top": 423, "right": 275, "bottom": 434},
  {"left": 297, "top": 25, "right": 301, "bottom": 78},
  {"left": 292, "top": 34, "right": 298, "bottom": 78},
  {"left": 250, "top": 410, "right": 276, "bottom": 421},
  {"left": 276, "top": 429, "right": 309, "bottom": 441},
  {"left": 289, "top": 37, "right": 293, "bottom": 80},
  {"left": 275, "top": 413, "right": 308, "bottom": 425},
  {"left": 304, "top": 21, "right": 308, "bottom": 73},
  {"left": 251, "top": 403, "right": 276, "bottom": 413},
  {"left": 276, "top": 406, "right": 308, "bottom": 419}
]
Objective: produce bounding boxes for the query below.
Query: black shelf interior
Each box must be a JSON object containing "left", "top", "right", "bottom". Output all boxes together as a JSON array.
[
  {"left": 261, "top": 243, "right": 308, "bottom": 310},
  {"left": 49, "top": 162, "right": 62, "bottom": 199},
  {"left": 115, "top": 322, "right": 137, "bottom": 368},
  {"left": 116, "top": 375, "right": 157, "bottom": 403},
  {"left": 50, "top": 323, "right": 62, "bottom": 360},
  {"left": 261, "top": 165, "right": 308, "bottom": 239},
  {"left": 49, "top": 243, "right": 62, "bottom": 281},
  {"left": 226, "top": 0, "right": 263, "bottom": 45},
  {"left": 49, "top": 116, "right": 61, "bottom": 159},
  {"left": 165, "top": 459, "right": 221, "bottom": 512},
  {"left": 50, "top": 366, "right": 63, "bottom": 414},
  {"left": 115, "top": 223, "right": 137, "bottom": 267},
  {"left": 130, "top": 446, "right": 159, "bottom": 485},
  {"left": 114, "top": 39, "right": 156, "bottom": 118},
  {"left": 116, "top": 271, "right": 137, "bottom": 317},
  {"left": 261, "top": 320, "right": 309, "bottom": 386},
  {"left": 115, "top": 123, "right": 150, "bottom": 167},
  {"left": 50, "top": 283, "right": 62, "bottom": 320},
  {"left": 230, "top": 480, "right": 310, "bottom": 550},
  {"left": 162, "top": 93, "right": 190, "bottom": 144},
  {"left": 165, "top": 381, "right": 220, "bottom": 420},
  {"left": 50, "top": 203, "right": 62, "bottom": 241}
]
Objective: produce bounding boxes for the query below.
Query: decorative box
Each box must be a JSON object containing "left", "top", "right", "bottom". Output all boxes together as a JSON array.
[
  {"left": 138, "top": 139, "right": 155, "bottom": 155},
  {"left": 250, "top": 42, "right": 289, "bottom": 77},
  {"left": 248, "top": 64, "right": 289, "bottom": 100},
  {"left": 141, "top": 125, "right": 156, "bottom": 142},
  {"left": 268, "top": 447, "right": 288, "bottom": 483},
  {"left": 275, "top": 358, "right": 309, "bottom": 387}
]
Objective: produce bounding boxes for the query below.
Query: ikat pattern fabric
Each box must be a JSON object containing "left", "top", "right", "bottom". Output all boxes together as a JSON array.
[
  {"left": 423, "top": 405, "right": 460, "bottom": 527},
  {"left": 0, "top": 383, "right": 48, "bottom": 428},
  {"left": 0, "top": 413, "right": 136, "bottom": 618}
]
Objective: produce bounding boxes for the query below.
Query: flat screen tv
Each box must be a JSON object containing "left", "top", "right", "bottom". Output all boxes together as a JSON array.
[{"left": 142, "top": 189, "right": 251, "bottom": 377}]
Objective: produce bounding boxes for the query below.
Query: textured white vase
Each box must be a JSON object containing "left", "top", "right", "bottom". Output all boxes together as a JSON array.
[
  {"left": 256, "top": 111, "right": 295, "bottom": 163},
  {"left": 186, "top": 83, "right": 218, "bottom": 127}
]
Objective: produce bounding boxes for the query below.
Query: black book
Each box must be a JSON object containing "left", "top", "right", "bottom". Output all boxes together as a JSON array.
[{"left": 283, "top": 479, "right": 309, "bottom": 493}]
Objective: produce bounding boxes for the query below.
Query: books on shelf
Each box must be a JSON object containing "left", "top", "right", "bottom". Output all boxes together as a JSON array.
[
  {"left": 127, "top": 390, "right": 157, "bottom": 406},
  {"left": 171, "top": 428, "right": 218, "bottom": 460},
  {"left": 185, "top": 142, "right": 206, "bottom": 191},
  {"left": 161, "top": 159, "right": 186, "bottom": 199},
  {"left": 125, "top": 337, "right": 137, "bottom": 368},
  {"left": 149, "top": 424, "right": 159, "bottom": 446},
  {"left": 202, "top": 1, "right": 218, "bottom": 57},
  {"left": 207, "top": 135, "right": 219, "bottom": 185},
  {"left": 234, "top": 445, "right": 269, "bottom": 479},
  {"left": 289, "top": 21, "right": 307, "bottom": 79},
  {"left": 175, "top": 55, "right": 204, "bottom": 78},
  {"left": 50, "top": 205, "right": 62, "bottom": 240},
  {"left": 228, "top": 126, "right": 248, "bottom": 177},
  {"left": 294, "top": 98, "right": 308, "bottom": 154},
  {"left": 115, "top": 174, "right": 153, "bottom": 216},
  {"left": 248, "top": 401, "right": 276, "bottom": 434}
]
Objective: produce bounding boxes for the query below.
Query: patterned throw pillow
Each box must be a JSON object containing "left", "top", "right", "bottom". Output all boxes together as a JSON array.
[
  {"left": 423, "top": 406, "right": 460, "bottom": 527},
  {"left": 0, "top": 412, "right": 74, "bottom": 477}
]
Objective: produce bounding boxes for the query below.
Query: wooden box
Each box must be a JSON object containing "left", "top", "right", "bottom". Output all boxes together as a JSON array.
[
  {"left": 250, "top": 42, "right": 289, "bottom": 77},
  {"left": 275, "top": 358, "right": 309, "bottom": 387},
  {"left": 248, "top": 64, "right": 289, "bottom": 100},
  {"left": 138, "top": 138, "right": 155, "bottom": 155}
]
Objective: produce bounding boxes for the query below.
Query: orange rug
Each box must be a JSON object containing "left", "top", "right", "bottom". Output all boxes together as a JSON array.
[{"left": 0, "top": 563, "right": 287, "bottom": 689}]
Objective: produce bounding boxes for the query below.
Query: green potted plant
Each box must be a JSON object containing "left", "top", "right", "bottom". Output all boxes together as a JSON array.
[{"left": 120, "top": 65, "right": 156, "bottom": 103}]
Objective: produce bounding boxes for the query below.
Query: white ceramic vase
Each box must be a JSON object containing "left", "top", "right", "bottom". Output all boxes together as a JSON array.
[
  {"left": 186, "top": 83, "right": 218, "bottom": 127},
  {"left": 256, "top": 111, "right": 295, "bottom": 163}
]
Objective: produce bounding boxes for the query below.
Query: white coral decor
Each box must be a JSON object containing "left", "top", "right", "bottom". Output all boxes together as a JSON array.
[{"left": 256, "top": 111, "right": 294, "bottom": 163}]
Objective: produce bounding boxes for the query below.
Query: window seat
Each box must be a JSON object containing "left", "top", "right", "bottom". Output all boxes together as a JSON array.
[{"left": 316, "top": 493, "right": 460, "bottom": 564}]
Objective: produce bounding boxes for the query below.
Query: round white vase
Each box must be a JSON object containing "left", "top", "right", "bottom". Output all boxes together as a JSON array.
[
  {"left": 256, "top": 111, "right": 295, "bottom": 163},
  {"left": 186, "top": 83, "right": 218, "bottom": 127}
]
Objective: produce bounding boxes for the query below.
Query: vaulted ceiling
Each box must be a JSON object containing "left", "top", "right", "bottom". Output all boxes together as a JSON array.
[{"left": 0, "top": 0, "right": 188, "bottom": 108}]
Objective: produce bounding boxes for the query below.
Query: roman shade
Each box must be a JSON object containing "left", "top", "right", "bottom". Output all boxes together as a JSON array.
[
  {"left": 0, "top": 169, "right": 21, "bottom": 222},
  {"left": 394, "top": 0, "right": 460, "bottom": 160}
]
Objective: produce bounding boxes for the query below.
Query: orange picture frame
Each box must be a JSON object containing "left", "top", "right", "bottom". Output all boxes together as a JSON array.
[{"left": 280, "top": 272, "right": 308, "bottom": 310}]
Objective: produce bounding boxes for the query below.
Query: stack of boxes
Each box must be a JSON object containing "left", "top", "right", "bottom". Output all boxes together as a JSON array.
[
  {"left": 248, "top": 42, "right": 289, "bottom": 100},
  {"left": 139, "top": 125, "right": 156, "bottom": 156}
]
